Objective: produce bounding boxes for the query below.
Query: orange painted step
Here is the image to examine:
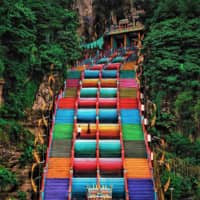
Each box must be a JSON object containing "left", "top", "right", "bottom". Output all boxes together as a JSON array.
[
  {"left": 76, "top": 123, "right": 120, "bottom": 138},
  {"left": 125, "top": 158, "right": 151, "bottom": 178},
  {"left": 82, "top": 79, "right": 99, "bottom": 87},
  {"left": 99, "top": 124, "right": 119, "bottom": 138},
  {"left": 47, "top": 158, "right": 70, "bottom": 178},
  {"left": 76, "top": 65, "right": 86, "bottom": 71},
  {"left": 122, "top": 62, "right": 136, "bottom": 70},
  {"left": 101, "top": 79, "right": 117, "bottom": 87},
  {"left": 77, "top": 123, "right": 96, "bottom": 134}
]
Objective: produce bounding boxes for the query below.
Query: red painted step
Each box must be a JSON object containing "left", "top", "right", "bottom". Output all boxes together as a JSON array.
[
  {"left": 120, "top": 98, "right": 138, "bottom": 109},
  {"left": 58, "top": 97, "right": 76, "bottom": 108}
]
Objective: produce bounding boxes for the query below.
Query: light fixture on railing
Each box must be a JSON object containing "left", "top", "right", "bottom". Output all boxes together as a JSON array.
[
  {"left": 141, "top": 104, "right": 145, "bottom": 111},
  {"left": 151, "top": 152, "right": 154, "bottom": 161},
  {"left": 140, "top": 92, "right": 144, "bottom": 99},
  {"left": 43, "top": 167, "right": 48, "bottom": 174},
  {"left": 144, "top": 118, "right": 148, "bottom": 125},
  {"left": 147, "top": 134, "right": 151, "bottom": 142}
]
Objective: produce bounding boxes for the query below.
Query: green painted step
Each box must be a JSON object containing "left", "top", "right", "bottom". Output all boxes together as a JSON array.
[
  {"left": 53, "top": 124, "right": 73, "bottom": 139},
  {"left": 122, "top": 124, "right": 144, "bottom": 140},
  {"left": 100, "top": 88, "right": 117, "bottom": 98},
  {"left": 99, "top": 140, "right": 121, "bottom": 158},
  {"left": 64, "top": 88, "right": 77, "bottom": 97},
  {"left": 50, "top": 139, "right": 71, "bottom": 157},
  {"left": 67, "top": 71, "right": 81, "bottom": 79},
  {"left": 124, "top": 141, "right": 147, "bottom": 158},
  {"left": 120, "top": 70, "right": 136, "bottom": 78},
  {"left": 120, "top": 88, "right": 137, "bottom": 98}
]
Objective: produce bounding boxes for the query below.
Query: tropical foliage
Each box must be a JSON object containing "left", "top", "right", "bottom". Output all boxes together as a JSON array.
[
  {"left": 0, "top": 166, "right": 17, "bottom": 191},
  {"left": 140, "top": 0, "right": 200, "bottom": 199},
  {"left": 0, "top": 0, "right": 80, "bottom": 198},
  {"left": 0, "top": 0, "right": 81, "bottom": 119}
]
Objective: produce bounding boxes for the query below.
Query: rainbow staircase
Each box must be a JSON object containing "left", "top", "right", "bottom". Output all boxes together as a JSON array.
[
  {"left": 119, "top": 68, "right": 155, "bottom": 200},
  {"left": 41, "top": 48, "right": 156, "bottom": 200}
]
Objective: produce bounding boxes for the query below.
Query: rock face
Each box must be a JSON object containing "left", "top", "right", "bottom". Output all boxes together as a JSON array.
[
  {"left": 32, "top": 75, "right": 57, "bottom": 111},
  {"left": 0, "top": 145, "right": 31, "bottom": 200},
  {"left": 73, "top": 0, "right": 138, "bottom": 41},
  {"left": 73, "top": 0, "right": 93, "bottom": 38}
]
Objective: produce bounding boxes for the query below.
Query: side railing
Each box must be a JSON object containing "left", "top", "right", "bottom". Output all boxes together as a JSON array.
[
  {"left": 68, "top": 71, "right": 82, "bottom": 200},
  {"left": 117, "top": 69, "right": 129, "bottom": 200},
  {"left": 40, "top": 88, "right": 63, "bottom": 200},
  {"left": 136, "top": 64, "right": 157, "bottom": 200}
]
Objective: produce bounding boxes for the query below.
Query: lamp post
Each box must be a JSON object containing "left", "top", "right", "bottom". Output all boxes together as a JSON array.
[{"left": 170, "top": 187, "right": 174, "bottom": 200}]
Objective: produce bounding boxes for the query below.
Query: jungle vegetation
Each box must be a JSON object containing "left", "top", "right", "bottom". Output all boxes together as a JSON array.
[
  {"left": 0, "top": 0, "right": 80, "bottom": 198},
  {"left": 137, "top": 0, "right": 200, "bottom": 199}
]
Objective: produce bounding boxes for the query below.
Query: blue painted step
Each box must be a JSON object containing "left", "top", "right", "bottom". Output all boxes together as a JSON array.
[
  {"left": 121, "top": 109, "right": 141, "bottom": 124},
  {"left": 72, "top": 178, "right": 97, "bottom": 198},
  {"left": 44, "top": 178, "right": 69, "bottom": 200},
  {"left": 128, "top": 178, "right": 155, "bottom": 200}
]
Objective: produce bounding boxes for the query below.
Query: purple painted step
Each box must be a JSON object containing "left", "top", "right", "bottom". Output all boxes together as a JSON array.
[
  {"left": 128, "top": 179, "right": 154, "bottom": 200},
  {"left": 44, "top": 178, "right": 69, "bottom": 200}
]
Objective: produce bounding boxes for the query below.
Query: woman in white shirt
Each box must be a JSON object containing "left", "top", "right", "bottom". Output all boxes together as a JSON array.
[{"left": 77, "top": 125, "right": 82, "bottom": 138}]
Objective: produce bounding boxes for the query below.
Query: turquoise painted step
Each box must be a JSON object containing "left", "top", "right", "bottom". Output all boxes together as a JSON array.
[
  {"left": 99, "top": 140, "right": 121, "bottom": 157},
  {"left": 100, "top": 88, "right": 117, "bottom": 98},
  {"left": 67, "top": 71, "right": 81, "bottom": 79},
  {"left": 75, "top": 140, "right": 96, "bottom": 157},
  {"left": 100, "top": 178, "right": 125, "bottom": 198},
  {"left": 120, "top": 70, "right": 136, "bottom": 78},
  {"left": 72, "top": 178, "right": 97, "bottom": 198},
  {"left": 80, "top": 88, "right": 97, "bottom": 97}
]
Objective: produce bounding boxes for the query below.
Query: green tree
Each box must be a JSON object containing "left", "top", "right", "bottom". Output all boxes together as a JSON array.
[
  {"left": 17, "top": 191, "right": 27, "bottom": 200},
  {"left": 0, "top": 166, "right": 17, "bottom": 191},
  {"left": 19, "top": 146, "right": 34, "bottom": 167},
  {"left": 142, "top": 1, "right": 200, "bottom": 199},
  {"left": 0, "top": 0, "right": 81, "bottom": 119}
]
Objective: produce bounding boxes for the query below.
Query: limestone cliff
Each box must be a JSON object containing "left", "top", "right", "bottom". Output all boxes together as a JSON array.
[
  {"left": 73, "top": 0, "right": 93, "bottom": 39},
  {"left": 73, "top": 0, "right": 134, "bottom": 41}
]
